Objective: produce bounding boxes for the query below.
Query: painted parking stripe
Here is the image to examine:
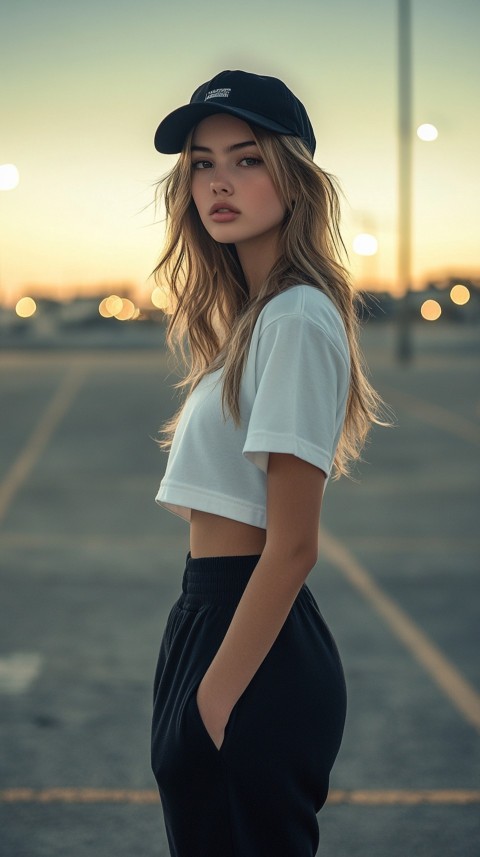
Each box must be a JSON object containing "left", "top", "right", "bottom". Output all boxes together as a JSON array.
[
  {"left": 1, "top": 532, "right": 479, "bottom": 552},
  {"left": 0, "top": 366, "right": 87, "bottom": 524},
  {"left": 380, "top": 383, "right": 480, "bottom": 446},
  {"left": 327, "top": 790, "right": 480, "bottom": 805},
  {"left": 1, "top": 788, "right": 479, "bottom": 805},
  {"left": 320, "top": 528, "right": 480, "bottom": 733},
  {"left": 0, "top": 653, "right": 43, "bottom": 694}
]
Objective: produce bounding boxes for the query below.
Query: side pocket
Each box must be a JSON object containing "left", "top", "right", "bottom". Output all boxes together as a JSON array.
[{"left": 190, "top": 682, "right": 240, "bottom": 758}]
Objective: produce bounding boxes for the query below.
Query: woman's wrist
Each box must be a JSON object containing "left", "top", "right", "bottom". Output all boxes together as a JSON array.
[{"left": 197, "top": 671, "right": 233, "bottom": 724}]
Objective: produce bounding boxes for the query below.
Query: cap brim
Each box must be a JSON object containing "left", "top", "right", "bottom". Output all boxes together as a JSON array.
[{"left": 154, "top": 102, "right": 294, "bottom": 154}]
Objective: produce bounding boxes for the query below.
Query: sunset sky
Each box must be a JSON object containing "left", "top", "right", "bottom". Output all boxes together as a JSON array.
[{"left": 1, "top": 0, "right": 479, "bottom": 305}]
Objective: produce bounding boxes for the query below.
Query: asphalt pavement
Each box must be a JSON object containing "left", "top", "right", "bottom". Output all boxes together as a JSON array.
[{"left": 1, "top": 318, "right": 479, "bottom": 856}]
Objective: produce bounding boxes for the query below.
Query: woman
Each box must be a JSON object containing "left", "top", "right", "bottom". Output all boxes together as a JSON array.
[{"left": 150, "top": 70, "right": 393, "bottom": 857}]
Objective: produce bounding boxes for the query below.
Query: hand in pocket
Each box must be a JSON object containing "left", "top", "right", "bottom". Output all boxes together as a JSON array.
[{"left": 196, "top": 681, "right": 230, "bottom": 751}]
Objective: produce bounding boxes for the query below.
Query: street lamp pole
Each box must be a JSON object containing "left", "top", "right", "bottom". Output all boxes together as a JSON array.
[{"left": 396, "top": 0, "right": 413, "bottom": 362}]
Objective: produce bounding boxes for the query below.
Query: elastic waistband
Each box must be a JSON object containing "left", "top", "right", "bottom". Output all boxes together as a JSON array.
[{"left": 181, "top": 550, "right": 262, "bottom": 604}]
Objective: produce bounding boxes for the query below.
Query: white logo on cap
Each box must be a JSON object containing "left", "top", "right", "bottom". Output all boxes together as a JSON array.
[{"left": 205, "top": 88, "right": 231, "bottom": 101}]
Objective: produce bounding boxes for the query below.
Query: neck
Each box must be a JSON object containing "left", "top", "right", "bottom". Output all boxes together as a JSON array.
[{"left": 235, "top": 230, "right": 281, "bottom": 299}]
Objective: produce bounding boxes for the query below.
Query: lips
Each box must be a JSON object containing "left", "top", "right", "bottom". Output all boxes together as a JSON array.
[{"left": 209, "top": 202, "right": 240, "bottom": 215}]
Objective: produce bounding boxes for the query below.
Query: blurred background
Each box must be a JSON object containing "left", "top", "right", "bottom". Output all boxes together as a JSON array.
[
  {"left": 1, "top": 1, "right": 479, "bottom": 856},
  {"left": 1, "top": 0, "right": 479, "bottom": 331}
]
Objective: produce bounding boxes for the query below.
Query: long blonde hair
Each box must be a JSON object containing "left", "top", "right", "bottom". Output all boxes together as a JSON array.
[{"left": 152, "top": 122, "right": 395, "bottom": 481}]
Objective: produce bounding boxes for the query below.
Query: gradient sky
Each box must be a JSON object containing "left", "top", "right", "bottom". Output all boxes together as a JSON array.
[{"left": 1, "top": 0, "right": 479, "bottom": 304}]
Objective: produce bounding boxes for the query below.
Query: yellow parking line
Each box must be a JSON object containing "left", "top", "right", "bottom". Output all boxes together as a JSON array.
[
  {"left": 1, "top": 788, "right": 479, "bottom": 805},
  {"left": 3, "top": 531, "right": 478, "bottom": 554},
  {"left": 0, "top": 366, "right": 87, "bottom": 524},
  {"left": 327, "top": 536, "right": 480, "bottom": 552},
  {"left": 380, "top": 383, "right": 480, "bottom": 446},
  {"left": 0, "top": 532, "right": 148, "bottom": 547},
  {"left": 0, "top": 351, "right": 168, "bottom": 370},
  {"left": 327, "top": 790, "right": 480, "bottom": 805},
  {"left": 320, "top": 529, "right": 480, "bottom": 733},
  {"left": 0, "top": 788, "right": 160, "bottom": 804}
]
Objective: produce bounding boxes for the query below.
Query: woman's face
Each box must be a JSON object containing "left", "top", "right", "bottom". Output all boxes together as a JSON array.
[{"left": 190, "top": 113, "right": 286, "bottom": 248}]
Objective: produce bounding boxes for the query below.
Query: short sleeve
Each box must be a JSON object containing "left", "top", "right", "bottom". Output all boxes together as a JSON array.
[{"left": 242, "top": 314, "right": 350, "bottom": 477}]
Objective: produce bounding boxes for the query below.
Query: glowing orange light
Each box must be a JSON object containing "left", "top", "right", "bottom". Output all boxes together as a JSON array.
[
  {"left": 15, "top": 296, "right": 37, "bottom": 317},
  {"left": 151, "top": 286, "right": 170, "bottom": 310},
  {"left": 421, "top": 300, "right": 442, "bottom": 321},
  {"left": 99, "top": 298, "right": 113, "bottom": 318},
  {"left": 0, "top": 163, "right": 20, "bottom": 190},
  {"left": 105, "top": 295, "right": 123, "bottom": 315},
  {"left": 450, "top": 284, "right": 470, "bottom": 305},
  {"left": 115, "top": 298, "right": 135, "bottom": 321},
  {"left": 353, "top": 233, "right": 378, "bottom": 256},
  {"left": 417, "top": 123, "right": 438, "bottom": 142}
]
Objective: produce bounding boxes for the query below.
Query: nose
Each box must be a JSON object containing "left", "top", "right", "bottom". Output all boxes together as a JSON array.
[{"left": 210, "top": 174, "right": 233, "bottom": 194}]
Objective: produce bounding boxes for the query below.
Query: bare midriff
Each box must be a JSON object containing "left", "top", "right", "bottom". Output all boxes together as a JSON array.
[{"left": 190, "top": 508, "right": 266, "bottom": 559}]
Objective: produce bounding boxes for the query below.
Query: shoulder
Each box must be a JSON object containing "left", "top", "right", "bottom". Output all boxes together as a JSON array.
[{"left": 255, "top": 284, "right": 350, "bottom": 367}]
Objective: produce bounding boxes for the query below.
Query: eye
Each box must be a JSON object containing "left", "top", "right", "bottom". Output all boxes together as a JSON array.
[
  {"left": 191, "top": 160, "right": 212, "bottom": 170},
  {"left": 240, "top": 157, "right": 262, "bottom": 167}
]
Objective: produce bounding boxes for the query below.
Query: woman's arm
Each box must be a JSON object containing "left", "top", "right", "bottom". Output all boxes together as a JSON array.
[{"left": 196, "top": 452, "right": 326, "bottom": 748}]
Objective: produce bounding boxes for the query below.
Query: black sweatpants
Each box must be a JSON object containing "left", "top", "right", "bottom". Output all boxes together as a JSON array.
[{"left": 151, "top": 551, "right": 347, "bottom": 857}]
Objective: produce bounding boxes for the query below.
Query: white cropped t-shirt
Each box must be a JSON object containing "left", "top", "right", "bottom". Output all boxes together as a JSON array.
[{"left": 155, "top": 284, "right": 351, "bottom": 529}]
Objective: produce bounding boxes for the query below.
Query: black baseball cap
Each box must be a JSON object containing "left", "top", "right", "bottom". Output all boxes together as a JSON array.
[{"left": 154, "top": 69, "right": 316, "bottom": 156}]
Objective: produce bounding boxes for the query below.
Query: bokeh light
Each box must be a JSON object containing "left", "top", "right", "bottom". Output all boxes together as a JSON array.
[
  {"left": 151, "top": 286, "right": 170, "bottom": 311},
  {"left": 99, "top": 298, "right": 112, "bottom": 318},
  {"left": 421, "top": 299, "right": 442, "bottom": 320},
  {"left": 15, "top": 296, "right": 36, "bottom": 317},
  {"left": 114, "top": 298, "right": 135, "bottom": 321},
  {"left": 0, "top": 163, "right": 20, "bottom": 190},
  {"left": 105, "top": 295, "right": 123, "bottom": 316},
  {"left": 99, "top": 295, "right": 139, "bottom": 320},
  {"left": 417, "top": 123, "right": 439, "bottom": 141},
  {"left": 353, "top": 233, "right": 378, "bottom": 256},
  {"left": 450, "top": 284, "right": 470, "bottom": 305}
]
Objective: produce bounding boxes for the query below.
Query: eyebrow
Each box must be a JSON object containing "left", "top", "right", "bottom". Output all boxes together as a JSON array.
[{"left": 190, "top": 140, "right": 258, "bottom": 154}]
